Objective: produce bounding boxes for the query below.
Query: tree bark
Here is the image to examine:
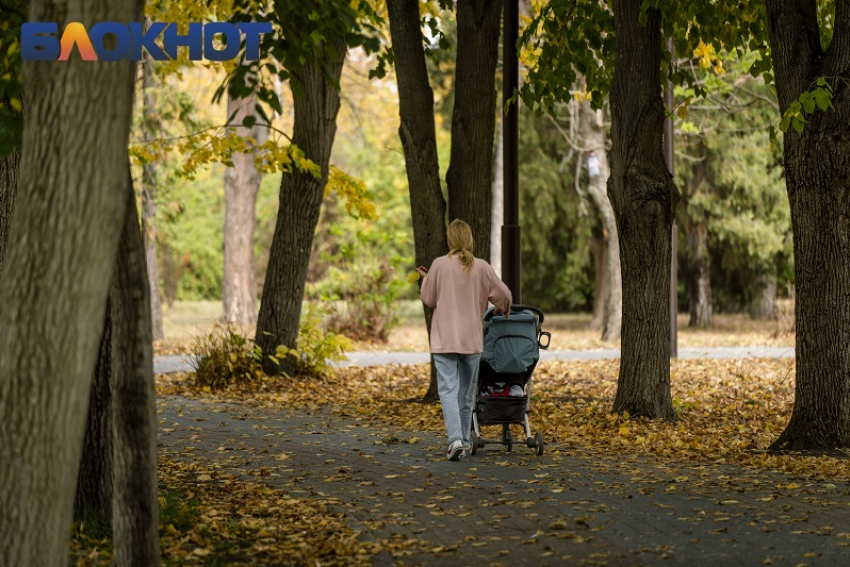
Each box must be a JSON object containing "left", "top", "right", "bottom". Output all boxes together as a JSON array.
[
  {"left": 589, "top": 231, "right": 607, "bottom": 330},
  {"left": 766, "top": 0, "right": 850, "bottom": 450},
  {"left": 579, "top": 102, "right": 622, "bottom": 341},
  {"left": 686, "top": 217, "right": 712, "bottom": 328},
  {"left": 255, "top": 42, "right": 347, "bottom": 375},
  {"left": 0, "top": 148, "right": 19, "bottom": 281},
  {"left": 141, "top": 51, "right": 164, "bottom": 341},
  {"left": 446, "top": 0, "right": 502, "bottom": 262},
  {"left": 74, "top": 308, "right": 113, "bottom": 525},
  {"left": 387, "top": 0, "right": 450, "bottom": 401},
  {"left": 224, "top": 87, "right": 266, "bottom": 327},
  {"left": 0, "top": 0, "right": 138, "bottom": 563},
  {"left": 110, "top": 179, "right": 160, "bottom": 566},
  {"left": 750, "top": 273, "right": 777, "bottom": 320},
  {"left": 609, "top": 0, "right": 676, "bottom": 419},
  {"left": 490, "top": 110, "right": 504, "bottom": 278}
]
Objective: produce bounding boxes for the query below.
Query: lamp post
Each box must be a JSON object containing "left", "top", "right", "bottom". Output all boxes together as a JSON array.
[{"left": 502, "top": 0, "right": 521, "bottom": 303}]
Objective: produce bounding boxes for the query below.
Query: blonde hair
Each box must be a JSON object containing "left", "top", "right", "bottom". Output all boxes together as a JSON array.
[{"left": 446, "top": 219, "right": 474, "bottom": 273}]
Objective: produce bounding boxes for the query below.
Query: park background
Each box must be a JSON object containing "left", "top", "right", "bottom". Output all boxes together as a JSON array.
[{"left": 4, "top": 0, "right": 850, "bottom": 566}]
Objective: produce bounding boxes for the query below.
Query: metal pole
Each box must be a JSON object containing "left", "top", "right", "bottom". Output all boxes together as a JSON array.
[
  {"left": 664, "top": 38, "right": 677, "bottom": 358},
  {"left": 502, "top": 0, "right": 521, "bottom": 303}
]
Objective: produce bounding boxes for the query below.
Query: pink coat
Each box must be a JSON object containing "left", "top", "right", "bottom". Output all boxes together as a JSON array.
[{"left": 420, "top": 254, "right": 512, "bottom": 354}]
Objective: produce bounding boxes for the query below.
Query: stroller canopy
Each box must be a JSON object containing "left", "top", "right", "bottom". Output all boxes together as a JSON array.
[{"left": 482, "top": 309, "right": 540, "bottom": 374}]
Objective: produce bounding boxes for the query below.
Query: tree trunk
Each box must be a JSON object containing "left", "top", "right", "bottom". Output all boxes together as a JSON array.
[
  {"left": 750, "top": 273, "right": 777, "bottom": 320},
  {"left": 74, "top": 308, "right": 113, "bottom": 526},
  {"left": 579, "top": 101, "right": 621, "bottom": 341},
  {"left": 224, "top": 87, "right": 266, "bottom": 327},
  {"left": 766, "top": 0, "right": 850, "bottom": 450},
  {"left": 589, "top": 231, "right": 607, "bottom": 330},
  {"left": 0, "top": 0, "right": 137, "bottom": 563},
  {"left": 110, "top": 179, "right": 160, "bottom": 566},
  {"left": 141, "top": 50, "right": 164, "bottom": 341},
  {"left": 687, "top": 218, "right": 712, "bottom": 327},
  {"left": 386, "top": 0, "right": 450, "bottom": 401},
  {"left": 490, "top": 110, "right": 504, "bottom": 278},
  {"left": 446, "top": 0, "right": 502, "bottom": 261},
  {"left": 160, "top": 235, "right": 179, "bottom": 307},
  {"left": 0, "top": 148, "right": 19, "bottom": 281},
  {"left": 255, "top": 42, "right": 346, "bottom": 375},
  {"left": 608, "top": 0, "right": 676, "bottom": 419}
]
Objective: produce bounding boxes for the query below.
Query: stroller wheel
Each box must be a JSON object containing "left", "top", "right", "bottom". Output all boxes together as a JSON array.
[
  {"left": 470, "top": 430, "right": 479, "bottom": 455},
  {"left": 534, "top": 432, "right": 545, "bottom": 456},
  {"left": 503, "top": 427, "right": 513, "bottom": 452}
]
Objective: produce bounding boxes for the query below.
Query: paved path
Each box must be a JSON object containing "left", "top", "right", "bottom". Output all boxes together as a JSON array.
[
  {"left": 154, "top": 346, "right": 795, "bottom": 374},
  {"left": 158, "top": 397, "right": 850, "bottom": 566}
]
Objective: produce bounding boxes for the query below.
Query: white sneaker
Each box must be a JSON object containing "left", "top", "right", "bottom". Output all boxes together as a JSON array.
[
  {"left": 447, "top": 440, "right": 463, "bottom": 461},
  {"left": 510, "top": 385, "right": 525, "bottom": 396}
]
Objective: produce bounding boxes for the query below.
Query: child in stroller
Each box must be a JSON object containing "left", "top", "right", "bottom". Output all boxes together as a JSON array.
[{"left": 471, "top": 304, "right": 550, "bottom": 455}]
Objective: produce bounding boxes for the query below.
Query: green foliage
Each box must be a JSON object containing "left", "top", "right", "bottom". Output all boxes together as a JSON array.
[
  {"left": 518, "top": 107, "right": 595, "bottom": 311},
  {"left": 219, "top": 0, "right": 387, "bottom": 119},
  {"left": 674, "top": 66, "right": 792, "bottom": 311},
  {"left": 274, "top": 306, "right": 351, "bottom": 378},
  {"left": 0, "top": 0, "right": 25, "bottom": 157},
  {"left": 519, "top": 0, "right": 773, "bottom": 114},
  {"left": 157, "top": 172, "right": 225, "bottom": 301},
  {"left": 191, "top": 323, "right": 264, "bottom": 390},
  {"left": 778, "top": 77, "right": 834, "bottom": 134}
]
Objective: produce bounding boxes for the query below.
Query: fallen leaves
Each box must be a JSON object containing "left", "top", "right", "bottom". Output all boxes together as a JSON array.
[{"left": 158, "top": 357, "right": 850, "bottom": 483}]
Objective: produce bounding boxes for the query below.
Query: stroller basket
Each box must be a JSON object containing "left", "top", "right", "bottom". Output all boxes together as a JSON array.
[{"left": 477, "top": 396, "right": 527, "bottom": 424}]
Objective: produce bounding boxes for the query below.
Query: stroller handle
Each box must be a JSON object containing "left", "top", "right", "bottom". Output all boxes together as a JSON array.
[{"left": 484, "top": 303, "right": 545, "bottom": 324}]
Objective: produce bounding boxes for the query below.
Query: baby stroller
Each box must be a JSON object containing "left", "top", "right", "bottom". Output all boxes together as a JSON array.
[{"left": 470, "top": 304, "right": 551, "bottom": 456}]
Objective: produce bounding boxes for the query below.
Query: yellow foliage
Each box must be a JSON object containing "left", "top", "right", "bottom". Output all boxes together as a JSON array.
[
  {"left": 693, "top": 39, "right": 726, "bottom": 77},
  {"left": 325, "top": 166, "right": 377, "bottom": 220}
]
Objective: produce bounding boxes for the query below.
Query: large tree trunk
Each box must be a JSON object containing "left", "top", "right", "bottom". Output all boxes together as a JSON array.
[
  {"left": 0, "top": 148, "right": 19, "bottom": 280},
  {"left": 110, "top": 179, "right": 160, "bottom": 565},
  {"left": 255, "top": 42, "right": 346, "bottom": 375},
  {"left": 0, "top": 0, "right": 137, "bottom": 563},
  {"left": 608, "top": 0, "right": 676, "bottom": 419},
  {"left": 766, "top": 0, "right": 850, "bottom": 450},
  {"left": 74, "top": 311, "right": 113, "bottom": 525},
  {"left": 75, "top": 182, "right": 160, "bottom": 563},
  {"left": 386, "top": 0, "right": 449, "bottom": 401},
  {"left": 141, "top": 51, "right": 164, "bottom": 341},
  {"left": 446, "top": 0, "right": 502, "bottom": 261},
  {"left": 224, "top": 88, "right": 266, "bottom": 327},
  {"left": 579, "top": 101, "right": 622, "bottom": 341}
]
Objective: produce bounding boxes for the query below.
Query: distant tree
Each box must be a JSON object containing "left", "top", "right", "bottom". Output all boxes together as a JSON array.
[
  {"left": 140, "top": 48, "right": 165, "bottom": 341},
  {"left": 231, "top": 0, "right": 385, "bottom": 375},
  {"left": 224, "top": 73, "right": 266, "bottom": 327}
]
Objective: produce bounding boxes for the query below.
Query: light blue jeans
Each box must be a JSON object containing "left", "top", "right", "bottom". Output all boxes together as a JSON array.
[{"left": 433, "top": 353, "right": 481, "bottom": 448}]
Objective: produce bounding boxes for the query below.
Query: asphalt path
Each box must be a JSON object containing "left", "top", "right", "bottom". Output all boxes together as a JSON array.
[{"left": 154, "top": 346, "right": 795, "bottom": 374}]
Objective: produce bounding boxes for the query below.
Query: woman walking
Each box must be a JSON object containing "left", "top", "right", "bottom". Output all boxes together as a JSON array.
[{"left": 417, "top": 219, "right": 512, "bottom": 461}]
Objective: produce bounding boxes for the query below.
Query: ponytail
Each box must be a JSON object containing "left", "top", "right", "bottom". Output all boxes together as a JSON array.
[{"left": 446, "top": 219, "right": 475, "bottom": 273}]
